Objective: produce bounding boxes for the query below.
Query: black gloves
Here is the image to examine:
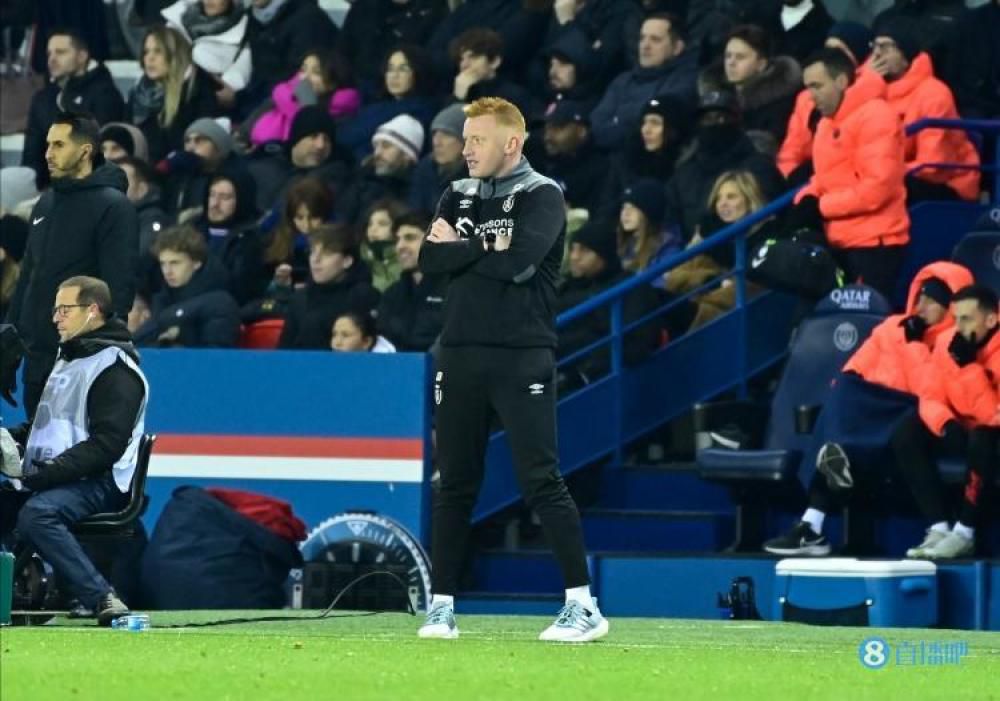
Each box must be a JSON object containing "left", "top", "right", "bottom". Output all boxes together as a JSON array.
[
  {"left": 900, "top": 315, "right": 929, "bottom": 343},
  {"left": 22, "top": 458, "right": 81, "bottom": 492},
  {"left": 941, "top": 421, "right": 968, "bottom": 455},
  {"left": 948, "top": 331, "right": 979, "bottom": 367},
  {"left": 0, "top": 324, "right": 26, "bottom": 407},
  {"left": 783, "top": 195, "right": 823, "bottom": 236}
]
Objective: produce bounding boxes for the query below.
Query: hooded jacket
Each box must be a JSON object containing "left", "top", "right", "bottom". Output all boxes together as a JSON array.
[
  {"left": 885, "top": 52, "right": 981, "bottom": 201},
  {"left": 19, "top": 319, "right": 146, "bottom": 491},
  {"left": 22, "top": 62, "right": 126, "bottom": 188},
  {"left": 843, "top": 261, "right": 974, "bottom": 403},
  {"left": 8, "top": 165, "right": 138, "bottom": 357},
  {"left": 798, "top": 70, "right": 909, "bottom": 249},
  {"left": 918, "top": 323, "right": 1000, "bottom": 433}
]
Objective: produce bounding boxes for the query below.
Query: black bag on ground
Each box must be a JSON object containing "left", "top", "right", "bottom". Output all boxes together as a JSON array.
[
  {"left": 140, "top": 486, "right": 303, "bottom": 609},
  {"left": 747, "top": 227, "right": 845, "bottom": 299}
]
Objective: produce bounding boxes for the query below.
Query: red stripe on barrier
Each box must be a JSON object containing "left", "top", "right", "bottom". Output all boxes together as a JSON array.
[{"left": 155, "top": 434, "right": 423, "bottom": 459}]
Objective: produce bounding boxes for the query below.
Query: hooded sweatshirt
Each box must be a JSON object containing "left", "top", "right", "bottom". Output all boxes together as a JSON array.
[{"left": 8, "top": 164, "right": 138, "bottom": 357}]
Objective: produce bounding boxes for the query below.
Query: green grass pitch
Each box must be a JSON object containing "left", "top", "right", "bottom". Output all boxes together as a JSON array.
[{"left": 2, "top": 612, "right": 997, "bottom": 701}]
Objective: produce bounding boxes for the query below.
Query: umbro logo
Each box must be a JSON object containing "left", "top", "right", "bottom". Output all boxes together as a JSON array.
[
  {"left": 459, "top": 198, "right": 472, "bottom": 209},
  {"left": 528, "top": 383, "right": 545, "bottom": 395}
]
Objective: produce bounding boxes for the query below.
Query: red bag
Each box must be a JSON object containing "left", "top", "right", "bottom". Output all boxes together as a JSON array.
[{"left": 206, "top": 487, "right": 307, "bottom": 542}]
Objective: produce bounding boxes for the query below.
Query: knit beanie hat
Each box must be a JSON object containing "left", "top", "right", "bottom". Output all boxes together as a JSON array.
[
  {"left": 622, "top": 178, "right": 666, "bottom": 226},
  {"left": 874, "top": 18, "right": 921, "bottom": 62},
  {"left": 919, "top": 277, "right": 953, "bottom": 308},
  {"left": 289, "top": 105, "right": 337, "bottom": 149},
  {"left": 184, "top": 117, "right": 234, "bottom": 160},
  {"left": 372, "top": 114, "right": 425, "bottom": 162},
  {"left": 572, "top": 219, "right": 619, "bottom": 268},
  {"left": 430, "top": 103, "right": 466, "bottom": 140},
  {"left": 827, "top": 21, "right": 874, "bottom": 66}
]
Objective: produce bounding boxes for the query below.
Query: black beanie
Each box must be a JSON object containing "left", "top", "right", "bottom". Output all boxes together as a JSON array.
[
  {"left": 920, "top": 277, "right": 953, "bottom": 308},
  {"left": 572, "top": 220, "right": 619, "bottom": 269},
  {"left": 288, "top": 105, "right": 337, "bottom": 150},
  {"left": 875, "top": 18, "right": 921, "bottom": 62},
  {"left": 99, "top": 124, "right": 136, "bottom": 157},
  {"left": 640, "top": 94, "right": 692, "bottom": 138}
]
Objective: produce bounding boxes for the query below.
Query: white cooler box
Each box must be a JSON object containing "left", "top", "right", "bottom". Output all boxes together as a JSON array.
[{"left": 774, "top": 559, "right": 938, "bottom": 628}]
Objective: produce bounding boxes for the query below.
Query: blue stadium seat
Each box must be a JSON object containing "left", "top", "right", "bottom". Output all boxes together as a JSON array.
[
  {"left": 952, "top": 231, "right": 1000, "bottom": 295},
  {"left": 695, "top": 285, "right": 891, "bottom": 550}
]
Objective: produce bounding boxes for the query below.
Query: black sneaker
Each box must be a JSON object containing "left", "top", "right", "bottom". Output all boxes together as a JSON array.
[
  {"left": 96, "top": 591, "right": 129, "bottom": 627},
  {"left": 817, "top": 442, "right": 853, "bottom": 490},
  {"left": 763, "top": 522, "right": 831, "bottom": 556},
  {"left": 67, "top": 599, "right": 95, "bottom": 619}
]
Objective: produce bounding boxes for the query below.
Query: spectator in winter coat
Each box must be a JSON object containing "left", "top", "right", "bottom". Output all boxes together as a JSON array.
[
  {"left": 869, "top": 21, "right": 981, "bottom": 202},
  {"left": 590, "top": 13, "right": 698, "bottom": 150},
  {"left": 8, "top": 112, "right": 138, "bottom": 416},
  {"left": 22, "top": 28, "right": 125, "bottom": 190},
  {"left": 194, "top": 170, "right": 270, "bottom": 305},
  {"left": 278, "top": 223, "right": 380, "bottom": 350},
  {"left": 336, "top": 45, "right": 439, "bottom": 162},
  {"left": 663, "top": 88, "right": 785, "bottom": 241},
  {"left": 377, "top": 211, "right": 446, "bottom": 352},
  {"left": 242, "top": 0, "right": 340, "bottom": 107},
  {"left": 448, "top": 29, "right": 537, "bottom": 120},
  {"left": 248, "top": 106, "right": 354, "bottom": 214},
  {"left": 359, "top": 198, "right": 409, "bottom": 294},
  {"left": 137, "top": 224, "right": 240, "bottom": 347},
  {"left": 100, "top": 123, "right": 151, "bottom": 164},
  {"left": 339, "top": 0, "right": 447, "bottom": 93},
  {"left": 337, "top": 115, "right": 424, "bottom": 226},
  {"left": 263, "top": 176, "right": 334, "bottom": 291},
  {"left": 127, "top": 26, "right": 220, "bottom": 163},
  {"left": 409, "top": 104, "right": 470, "bottom": 215},
  {"left": 788, "top": 49, "right": 908, "bottom": 298},
  {"left": 161, "top": 0, "right": 253, "bottom": 109},
  {"left": 698, "top": 24, "right": 802, "bottom": 145},
  {"left": 248, "top": 49, "right": 361, "bottom": 147},
  {"left": 597, "top": 94, "right": 691, "bottom": 224},
  {"left": 538, "top": 101, "right": 608, "bottom": 213}
]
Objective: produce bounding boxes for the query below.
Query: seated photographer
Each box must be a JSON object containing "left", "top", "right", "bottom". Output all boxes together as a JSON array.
[{"left": 0, "top": 276, "right": 148, "bottom": 625}]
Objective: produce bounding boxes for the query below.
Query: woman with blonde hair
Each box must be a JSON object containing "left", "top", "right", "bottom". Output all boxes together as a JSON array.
[
  {"left": 128, "top": 25, "right": 219, "bottom": 161},
  {"left": 664, "top": 169, "right": 777, "bottom": 331}
]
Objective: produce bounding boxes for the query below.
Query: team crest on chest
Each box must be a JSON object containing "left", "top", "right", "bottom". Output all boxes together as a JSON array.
[{"left": 502, "top": 194, "right": 515, "bottom": 212}]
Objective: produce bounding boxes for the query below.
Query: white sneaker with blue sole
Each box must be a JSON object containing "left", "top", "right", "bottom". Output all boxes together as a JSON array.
[{"left": 538, "top": 600, "right": 609, "bottom": 643}]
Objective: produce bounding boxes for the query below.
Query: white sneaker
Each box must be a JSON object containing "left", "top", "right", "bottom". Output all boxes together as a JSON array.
[
  {"left": 417, "top": 602, "right": 459, "bottom": 639},
  {"left": 905, "top": 528, "right": 948, "bottom": 558},
  {"left": 923, "top": 531, "right": 974, "bottom": 559},
  {"left": 538, "top": 600, "right": 609, "bottom": 643}
]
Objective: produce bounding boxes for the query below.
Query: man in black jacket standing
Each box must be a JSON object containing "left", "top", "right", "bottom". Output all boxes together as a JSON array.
[
  {"left": 417, "top": 97, "right": 607, "bottom": 643},
  {"left": 6, "top": 112, "right": 138, "bottom": 416},
  {"left": 0, "top": 276, "right": 147, "bottom": 626}
]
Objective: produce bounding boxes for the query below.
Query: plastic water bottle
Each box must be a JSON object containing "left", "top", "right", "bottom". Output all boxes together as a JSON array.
[{"left": 111, "top": 614, "right": 150, "bottom": 631}]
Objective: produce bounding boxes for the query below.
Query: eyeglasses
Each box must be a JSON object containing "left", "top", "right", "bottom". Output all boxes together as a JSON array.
[
  {"left": 869, "top": 39, "right": 899, "bottom": 52},
  {"left": 52, "top": 304, "right": 88, "bottom": 318}
]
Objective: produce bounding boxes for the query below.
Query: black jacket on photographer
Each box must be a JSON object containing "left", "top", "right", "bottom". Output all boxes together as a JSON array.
[
  {"left": 418, "top": 157, "right": 564, "bottom": 349},
  {"left": 11, "top": 319, "right": 146, "bottom": 492}
]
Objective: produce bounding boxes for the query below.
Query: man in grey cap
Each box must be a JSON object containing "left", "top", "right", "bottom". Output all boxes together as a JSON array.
[
  {"left": 167, "top": 117, "right": 240, "bottom": 216},
  {"left": 409, "top": 103, "right": 470, "bottom": 214}
]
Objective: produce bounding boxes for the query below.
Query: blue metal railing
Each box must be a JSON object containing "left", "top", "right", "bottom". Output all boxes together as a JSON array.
[
  {"left": 904, "top": 118, "right": 1000, "bottom": 202},
  {"left": 552, "top": 117, "right": 999, "bottom": 466}
]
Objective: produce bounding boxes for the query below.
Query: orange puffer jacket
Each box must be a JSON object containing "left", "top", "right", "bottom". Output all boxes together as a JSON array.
[
  {"left": 885, "top": 53, "right": 981, "bottom": 202},
  {"left": 917, "top": 324, "right": 1000, "bottom": 434},
  {"left": 843, "top": 262, "right": 975, "bottom": 401},
  {"left": 797, "top": 70, "right": 909, "bottom": 250}
]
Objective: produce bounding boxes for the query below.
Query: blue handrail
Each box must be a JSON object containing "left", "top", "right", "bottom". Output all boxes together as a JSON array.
[{"left": 904, "top": 117, "right": 1000, "bottom": 201}]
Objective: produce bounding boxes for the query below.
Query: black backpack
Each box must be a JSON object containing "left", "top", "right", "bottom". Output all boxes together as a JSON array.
[{"left": 747, "top": 228, "right": 845, "bottom": 299}]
